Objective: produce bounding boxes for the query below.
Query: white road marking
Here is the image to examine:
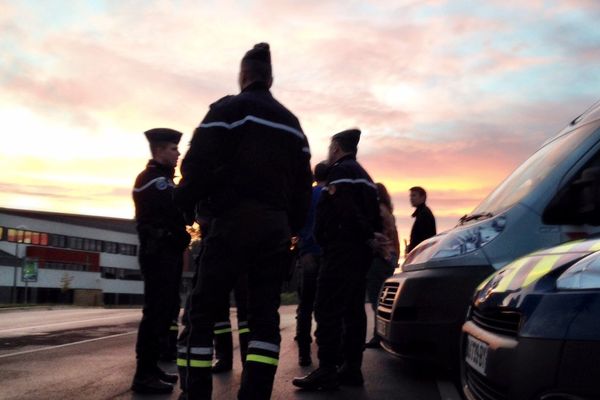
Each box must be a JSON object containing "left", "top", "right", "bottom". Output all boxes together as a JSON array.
[
  {"left": 0, "top": 313, "right": 140, "bottom": 334},
  {"left": 0, "top": 331, "right": 137, "bottom": 359},
  {"left": 436, "top": 379, "right": 462, "bottom": 400}
]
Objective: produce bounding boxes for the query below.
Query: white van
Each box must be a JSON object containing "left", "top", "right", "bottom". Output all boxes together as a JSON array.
[{"left": 376, "top": 101, "right": 600, "bottom": 369}]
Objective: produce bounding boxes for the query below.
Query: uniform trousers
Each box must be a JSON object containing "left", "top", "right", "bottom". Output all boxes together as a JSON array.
[
  {"left": 178, "top": 204, "right": 291, "bottom": 400},
  {"left": 314, "top": 242, "right": 372, "bottom": 368},
  {"left": 295, "top": 253, "right": 321, "bottom": 347},
  {"left": 136, "top": 244, "right": 183, "bottom": 373}
]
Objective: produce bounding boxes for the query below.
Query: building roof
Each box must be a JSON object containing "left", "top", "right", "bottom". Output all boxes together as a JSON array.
[{"left": 0, "top": 207, "right": 137, "bottom": 234}]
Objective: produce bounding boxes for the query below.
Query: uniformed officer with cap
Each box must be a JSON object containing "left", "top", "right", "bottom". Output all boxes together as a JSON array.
[
  {"left": 293, "top": 128, "right": 384, "bottom": 391},
  {"left": 175, "top": 42, "right": 312, "bottom": 400},
  {"left": 131, "top": 128, "right": 191, "bottom": 394}
]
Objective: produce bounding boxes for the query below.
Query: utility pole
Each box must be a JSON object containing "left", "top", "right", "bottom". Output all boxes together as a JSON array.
[{"left": 12, "top": 225, "right": 27, "bottom": 304}]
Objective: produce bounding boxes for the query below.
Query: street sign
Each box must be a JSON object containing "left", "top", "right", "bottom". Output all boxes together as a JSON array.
[{"left": 22, "top": 258, "right": 38, "bottom": 282}]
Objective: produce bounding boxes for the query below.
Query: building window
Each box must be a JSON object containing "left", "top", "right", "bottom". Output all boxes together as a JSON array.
[
  {"left": 45, "top": 261, "right": 90, "bottom": 272},
  {"left": 40, "top": 233, "right": 48, "bottom": 246},
  {"left": 117, "top": 243, "right": 137, "bottom": 256},
  {"left": 51, "top": 234, "right": 66, "bottom": 248},
  {"left": 7, "top": 229, "right": 16, "bottom": 242},
  {"left": 0, "top": 227, "right": 3, "bottom": 240},
  {"left": 31, "top": 232, "right": 40, "bottom": 245},
  {"left": 103, "top": 242, "right": 118, "bottom": 254},
  {"left": 101, "top": 266, "right": 141, "bottom": 281},
  {"left": 16, "top": 230, "right": 24, "bottom": 243}
]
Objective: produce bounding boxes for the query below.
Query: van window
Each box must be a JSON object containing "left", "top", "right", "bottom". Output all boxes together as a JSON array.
[
  {"left": 544, "top": 149, "right": 600, "bottom": 225},
  {"left": 471, "top": 124, "right": 600, "bottom": 217}
]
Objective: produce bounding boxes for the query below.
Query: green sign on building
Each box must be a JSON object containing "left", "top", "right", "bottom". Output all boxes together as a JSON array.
[{"left": 22, "top": 258, "right": 39, "bottom": 282}]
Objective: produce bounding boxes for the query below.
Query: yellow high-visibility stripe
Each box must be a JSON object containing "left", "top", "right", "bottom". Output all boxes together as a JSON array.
[
  {"left": 589, "top": 241, "right": 600, "bottom": 252},
  {"left": 239, "top": 328, "right": 250, "bottom": 334},
  {"left": 246, "top": 354, "right": 279, "bottom": 366},
  {"left": 522, "top": 255, "right": 562, "bottom": 287},
  {"left": 177, "top": 358, "right": 212, "bottom": 368},
  {"left": 214, "top": 328, "right": 232, "bottom": 335},
  {"left": 494, "top": 258, "right": 529, "bottom": 292},
  {"left": 548, "top": 241, "right": 582, "bottom": 254},
  {"left": 476, "top": 274, "right": 494, "bottom": 291},
  {"left": 170, "top": 326, "right": 179, "bottom": 331}
]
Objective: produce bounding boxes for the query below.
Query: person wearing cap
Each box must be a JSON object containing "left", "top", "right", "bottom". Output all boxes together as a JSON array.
[
  {"left": 175, "top": 43, "right": 312, "bottom": 400},
  {"left": 295, "top": 161, "right": 329, "bottom": 367},
  {"left": 131, "top": 128, "right": 191, "bottom": 394},
  {"left": 293, "top": 129, "right": 384, "bottom": 391}
]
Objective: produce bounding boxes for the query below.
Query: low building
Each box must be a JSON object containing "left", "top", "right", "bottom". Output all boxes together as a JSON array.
[{"left": 0, "top": 207, "right": 192, "bottom": 306}]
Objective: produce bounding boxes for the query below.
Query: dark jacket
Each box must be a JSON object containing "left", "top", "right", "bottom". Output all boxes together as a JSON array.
[
  {"left": 298, "top": 185, "right": 324, "bottom": 256},
  {"left": 132, "top": 160, "right": 190, "bottom": 251},
  {"left": 315, "top": 154, "right": 382, "bottom": 247},
  {"left": 175, "top": 82, "right": 313, "bottom": 234},
  {"left": 407, "top": 204, "right": 436, "bottom": 253}
]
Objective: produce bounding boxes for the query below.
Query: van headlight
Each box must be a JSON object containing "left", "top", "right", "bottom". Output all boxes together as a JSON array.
[
  {"left": 556, "top": 252, "right": 600, "bottom": 290},
  {"left": 431, "top": 216, "right": 507, "bottom": 260}
]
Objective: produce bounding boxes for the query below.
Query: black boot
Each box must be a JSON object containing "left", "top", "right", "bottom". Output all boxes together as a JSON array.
[
  {"left": 337, "top": 363, "right": 364, "bottom": 386},
  {"left": 292, "top": 366, "right": 339, "bottom": 391},
  {"left": 364, "top": 336, "right": 381, "bottom": 349},
  {"left": 154, "top": 366, "right": 179, "bottom": 384},
  {"left": 131, "top": 371, "right": 174, "bottom": 394}
]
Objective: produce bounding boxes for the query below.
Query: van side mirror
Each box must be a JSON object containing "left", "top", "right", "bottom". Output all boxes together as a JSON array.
[{"left": 543, "top": 167, "right": 600, "bottom": 225}]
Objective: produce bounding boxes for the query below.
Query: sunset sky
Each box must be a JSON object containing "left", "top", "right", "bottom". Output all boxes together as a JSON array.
[{"left": 2, "top": 0, "right": 600, "bottom": 250}]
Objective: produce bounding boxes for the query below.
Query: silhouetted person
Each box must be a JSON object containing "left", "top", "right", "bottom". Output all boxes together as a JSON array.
[
  {"left": 175, "top": 43, "right": 312, "bottom": 400},
  {"left": 295, "top": 161, "right": 329, "bottom": 367},
  {"left": 365, "top": 182, "right": 400, "bottom": 349},
  {"left": 131, "top": 128, "right": 191, "bottom": 395},
  {"left": 407, "top": 186, "right": 436, "bottom": 253},
  {"left": 293, "top": 129, "right": 384, "bottom": 391}
]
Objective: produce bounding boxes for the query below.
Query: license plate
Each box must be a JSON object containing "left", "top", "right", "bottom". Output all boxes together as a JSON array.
[
  {"left": 465, "top": 335, "right": 489, "bottom": 376},
  {"left": 376, "top": 318, "right": 389, "bottom": 337}
]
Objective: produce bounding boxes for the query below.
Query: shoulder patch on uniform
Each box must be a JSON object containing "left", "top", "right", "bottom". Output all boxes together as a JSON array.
[{"left": 155, "top": 178, "right": 168, "bottom": 190}]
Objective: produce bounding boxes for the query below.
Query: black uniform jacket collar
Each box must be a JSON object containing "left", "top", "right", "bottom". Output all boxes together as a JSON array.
[
  {"left": 147, "top": 159, "right": 175, "bottom": 179},
  {"left": 330, "top": 154, "right": 357, "bottom": 169}
]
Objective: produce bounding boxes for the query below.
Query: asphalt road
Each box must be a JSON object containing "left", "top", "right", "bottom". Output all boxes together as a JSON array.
[{"left": 0, "top": 306, "right": 461, "bottom": 400}]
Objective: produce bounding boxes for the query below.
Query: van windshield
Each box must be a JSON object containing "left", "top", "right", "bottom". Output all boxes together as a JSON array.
[{"left": 470, "top": 124, "right": 598, "bottom": 218}]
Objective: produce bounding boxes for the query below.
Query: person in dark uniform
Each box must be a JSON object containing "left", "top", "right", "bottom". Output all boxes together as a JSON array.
[
  {"left": 292, "top": 129, "right": 384, "bottom": 391},
  {"left": 175, "top": 43, "right": 313, "bottom": 400},
  {"left": 131, "top": 128, "right": 191, "bottom": 394},
  {"left": 295, "top": 161, "right": 328, "bottom": 367},
  {"left": 406, "top": 186, "right": 436, "bottom": 253}
]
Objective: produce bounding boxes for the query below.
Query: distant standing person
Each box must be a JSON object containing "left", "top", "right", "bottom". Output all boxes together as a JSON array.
[
  {"left": 131, "top": 128, "right": 191, "bottom": 395},
  {"left": 295, "top": 161, "right": 329, "bottom": 367},
  {"left": 365, "top": 183, "right": 400, "bottom": 349},
  {"left": 406, "top": 186, "right": 436, "bottom": 253}
]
